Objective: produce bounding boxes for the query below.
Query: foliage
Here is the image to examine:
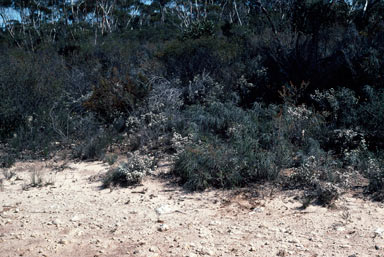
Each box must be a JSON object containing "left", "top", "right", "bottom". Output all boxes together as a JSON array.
[
  {"left": 172, "top": 101, "right": 327, "bottom": 190},
  {"left": 366, "top": 157, "right": 384, "bottom": 201},
  {"left": 182, "top": 20, "right": 215, "bottom": 39},
  {"left": 1, "top": 0, "right": 384, "bottom": 197},
  {"left": 102, "top": 153, "right": 153, "bottom": 188}
]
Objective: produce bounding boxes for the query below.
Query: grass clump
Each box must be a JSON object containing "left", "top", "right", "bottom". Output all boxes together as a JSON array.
[{"left": 2, "top": 169, "right": 16, "bottom": 180}]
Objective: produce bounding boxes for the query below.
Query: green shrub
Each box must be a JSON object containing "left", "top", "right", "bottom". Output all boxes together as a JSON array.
[
  {"left": 358, "top": 86, "right": 384, "bottom": 150},
  {"left": 72, "top": 133, "right": 111, "bottom": 160},
  {"left": 172, "top": 101, "right": 326, "bottom": 190},
  {"left": 157, "top": 37, "right": 240, "bottom": 83},
  {"left": 83, "top": 75, "right": 149, "bottom": 123},
  {"left": 0, "top": 49, "right": 66, "bottom": 135},
  {"left": 366, "top": 157, "right": 384, "bottom": 201},
  {"left": 103, "top": 154, "right": 118, "bottom": 165},
  {"left": 102, "top": 153, "right": 153, "bottom": 188},
  {"left": 182, "top": 20, "right": 215, "bottom": 39},
  {"left": 0, "top": 153, "right": 16, "bottom": 168},
  {"left": 173, "top": 142, "right": 244, "bottom": 191}
]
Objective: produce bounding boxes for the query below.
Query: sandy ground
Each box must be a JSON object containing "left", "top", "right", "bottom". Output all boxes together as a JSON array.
[{"left": 1, "top": 159, "right": 384, "bottom": 257}]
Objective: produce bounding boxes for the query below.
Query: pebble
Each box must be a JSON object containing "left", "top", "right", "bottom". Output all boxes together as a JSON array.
[
  {"left": 58, "top": 239, "right": 68, "bottom": 245},
  {"left": 149, "top": 246, "right": 159, "bottom": 253},
  {"left": 374, "top": 228, "right": 384, "bottom": 237},
  {"left": 249, "top": 207, "right": 264, "bottom": 214},
  {"left": 335, "top": 226, "right": 345, "bottom": 232},
  {"left": 70, "top": 216, "right": 80, "bottom": 222},
  {"left": 375, "top": 245, "right": 381, "bottom": 250},
  {"left": 158, "top": 224, "right": 169, "bottom": 232},
  {"left": 52, "top": 219, "right": 61, "bottom": 226},
  {"left": 155, "top": 205, "right": 173, "bottom": 215}
]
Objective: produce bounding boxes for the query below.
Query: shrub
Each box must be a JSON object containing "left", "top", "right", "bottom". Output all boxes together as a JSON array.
[
  {"left": 173, "top": 142, "right": 244, "bottom": 191},
  {"left": 358, "top": 86, "right": 384, "bottom": 150},
  {"left": 102, "top": 153, "right": 153, "bottom": 188},
  {"left": 72, "top": 132, "right": 111, "bottom": 160},
  {"left": 83, "top": 75, "right": 149, "bottom": 123},
  {"left": 366, "top": 157, "right": 384, "bottom": 201},
  {"left": 311, "top": 87, "right": 359, "bottom": 127},
  {"left": 103, "top": 154, "right": 118, "bottom": 165},
  {"left": 0, "top": 153, "right": 16, "bottom": 168},
  {"left": 0, "top": 49, "right": 66, "bottom": 140},
  {"left": 124, "top": 77, "right": 184, "bottom": 150},
  {"left": 157, "top": 37, "right": 240, "bottom": 84},
  {"left": 182, "top": 20, "right": 215, "bottom": 39},
  {"left": 172, "top": 101, "right": 319, "bottom": 190}
]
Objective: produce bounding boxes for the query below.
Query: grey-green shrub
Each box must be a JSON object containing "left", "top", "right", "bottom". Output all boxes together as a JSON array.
[
  {"left": 366, "top": 157, "right": 384, "bottom": 201},
  {"left": 172, "top": 101, "right": 328, "bottom": 190},
  {"left": 102, "top": 153, "right": 153, "bottom": 188}
]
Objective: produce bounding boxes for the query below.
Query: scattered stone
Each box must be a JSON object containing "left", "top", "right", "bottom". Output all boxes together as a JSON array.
[
  {"left": 158, "top": 224, "right": 169, "bottom": 232},
  {"left": 149, "top": 246, "right": 159, "bottom": 253},
  {"left": 335, "top": 226, "right": 345, "bottom": 232},
  {"left": 374, "top": 228, "right": 384, "bottom": 237},
  {"left": 375, "top": 245, "right": 381, "bottom": 250},
  {"left": 58, "top": 239, "right": 68, "bottom": 245},
  {"left": 276, "top": 250, "right": 287, "bottom": 256},
  {"left": 155, "top": 205, "right": 173, "bottom": 215},
  {"left": 249, "top": 207, "right": 264, "bottom": 214},
  {"left": 253, "top": 234, "right": 264, "bottom": 240},
  {"left": 52, "top": 219, "right": 61, "bottom": 226},
  {"left": 70, "top": 216, "right": 81, "bottom": 222}
]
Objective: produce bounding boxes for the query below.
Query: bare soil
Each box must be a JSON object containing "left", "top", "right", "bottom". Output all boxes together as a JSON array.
[{"left": 1, "top": 159, "right": 384, "bottom": 257}]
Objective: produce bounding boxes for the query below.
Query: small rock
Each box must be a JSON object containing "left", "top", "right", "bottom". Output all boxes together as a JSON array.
[
  {"left": 185, "top": 253, "right": 197, "bottom": 257},
  {"left": 155, "top": 205, "right": 173, "bottom": 215},
  {"left": 255, "top": 233, "right": 263, "bottom": 238},
  {"left": 277, "top": 250, "right": 287, "bottom": 257},
  {"left": 374, "top": 228, "right": 384, "bottom": 237},
  {"left": 158, "top": 224, "right": 169, "bottom": 232},
  {"left": 52, "top": 219, "right": 61, "bottom": 226},
  {"left": 58, "top": 239, "right": 68, "bottom": 245},
  {"left": 375, "top": 245, "right": 381, "bottom": 250},
  {"left": 249, "top": 207, "right": 264, "bottom": 214},
  {"left": 70, "top": 216, "right": 80, "bottom": 222},
  {"left": 149, "top": 246, "right": 158, "bottom": 253},
  {"left": 335, "top": 226, "right": 345, "bottom": 232}
]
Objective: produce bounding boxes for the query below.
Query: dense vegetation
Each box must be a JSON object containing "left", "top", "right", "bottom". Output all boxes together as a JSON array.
[{"left": 0, "top": 0, "right": 383, "bottom": 199}]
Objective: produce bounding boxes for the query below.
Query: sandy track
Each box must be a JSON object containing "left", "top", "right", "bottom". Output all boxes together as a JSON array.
[{"left": 1, "top": 160, "right": 384, "bottom": 257}]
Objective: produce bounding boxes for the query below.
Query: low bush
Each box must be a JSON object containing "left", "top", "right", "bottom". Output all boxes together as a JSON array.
[
  {"left": 102, "top": 153, "right": 153, "bottom": 188},
  {"left": 366, "top": 157, "right": 384, "bottom": 201},
  {"left": 173, "top": 141, "right": 244, "bottom": 191},
  {"left": 172, "top": 101, "right": 328, "bottom": 191}
]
